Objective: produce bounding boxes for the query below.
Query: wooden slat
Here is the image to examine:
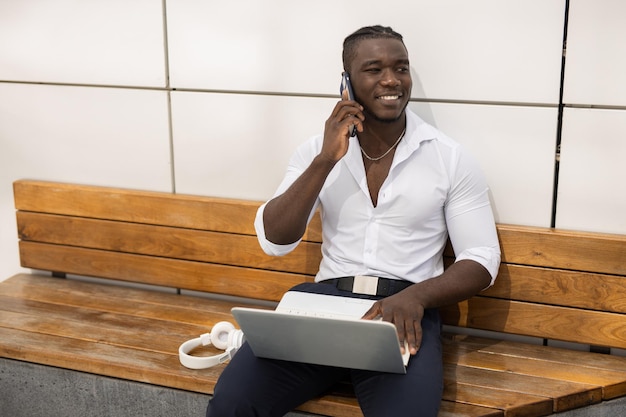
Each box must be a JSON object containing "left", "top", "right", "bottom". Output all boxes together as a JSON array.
[
  {"left": 0, "top": 279, "right": 227, "bottom": 355},
  {"left": 0, "top": 326, "right": 223, "bottom": 391},
  {"left": 13, "top": 179, "right": 323, "bottom": 242},
  {"left": 443, "top": 337, "right": 626, "bottom": 400},
  {"left": 484, "top": 263, "right": 626, "bottom": 313},
  {"left": 447, "top": 336, "right": 626, "bottom": 374},
  {"left": 0, "top": 301, "right": 198, "bottom": 355},
  {"left": 296, "top": 395, "right": 363, "bottom": 417},
  {"left": 440, "top": 297, "right": 626, "bottom": 349},
  {"left": 13, "top": 180, "right": 260, "bottom": 234},
  {"left": 19, "top": 242, "right": 312, "bottom": 301},
  {"left": 0, "top": 280, "right": 243, "bottom": 338},
  {"left": 0, "top": 327, "right": 361, "bottom": 416},
  {"left": 445, "top": 363, "right": 602, "bottom": 413},
  {"left": 17, "top": 211, "right": 323, "bottom": 275},
  {"left": 443, "top": 380, "right": 553, "bottom": 417},
  {"left": 497, "top": 224, "right": 626, "bottom": 276},
  {"left": 438, "top": 401, "right": 503, "bottom": 417},
  {"left": 0, "top": 274, "right": 252, "bottom": 325}
]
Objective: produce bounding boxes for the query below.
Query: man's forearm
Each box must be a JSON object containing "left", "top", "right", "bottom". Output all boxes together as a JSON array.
[
  {"left": 263, "top": 154, "right": 337, "bottom": 245},
  {"left": 410, "top": 259, "right": 492, "bottom": 309},
  {"left": 362, "top": 259, "right": 493, "bottom": 355}
]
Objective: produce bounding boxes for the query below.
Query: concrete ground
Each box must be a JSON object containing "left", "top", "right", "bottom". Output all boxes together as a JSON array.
[{"left": 1, "top": 358, "right": 624, "bottom": 417}]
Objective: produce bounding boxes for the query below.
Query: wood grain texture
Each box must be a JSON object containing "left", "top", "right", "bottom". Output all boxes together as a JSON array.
[
  {"left": 17, "top": 212, "right": 323, "bottom": 276},
  {"left": 440, "top": 297, "right": 626, "bottom": 348},
  {"left": 19, "top": 242, "right": 312, "bottom": 301},
  {"left": 496, "top": 224, "right": 626, "bottom": 276},
  {"left": 6, "top": 180, "right": 626, "bottom": 417},
  {"left": 13, "top": 179, "right": 322, "bottom": 242},
  {"left": 0, "top": 274, "right": 502, "bottom": 417},
  {"left": 484, "top": 264, "right": 626, "bottom": 313}
]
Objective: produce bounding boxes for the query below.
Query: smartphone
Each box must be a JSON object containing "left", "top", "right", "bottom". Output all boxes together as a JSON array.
[{"left": 340, "top": 72, "right": 357, "bottom": 137}]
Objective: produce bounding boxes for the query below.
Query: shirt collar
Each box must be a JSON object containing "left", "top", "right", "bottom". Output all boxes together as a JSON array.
[
  {"left": 343, "top": 109, "right": 438, "bottom": 189},
  {"left": 397, "top": 108, "right": 438, "bottom": 157},
  {"left": 344, "top": 108, "right": 437, "bottom": 170}
]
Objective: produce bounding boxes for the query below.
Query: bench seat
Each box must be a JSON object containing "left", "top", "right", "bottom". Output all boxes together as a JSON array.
[{"left": 1, "top": 179, "right": 625, "bottom": 417}]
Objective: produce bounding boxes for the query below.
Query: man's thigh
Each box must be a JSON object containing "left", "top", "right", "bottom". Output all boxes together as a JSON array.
[
  {"left": 351, "top": 309, "right": 444, "bottom": 417},
  {"left": 208, "top": 342, "right": 348, "bottom": 417}
]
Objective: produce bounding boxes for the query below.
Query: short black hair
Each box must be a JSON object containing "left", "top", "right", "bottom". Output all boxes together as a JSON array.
[{"left": 342, "top": 25, "right": 405, "bottom": 72}]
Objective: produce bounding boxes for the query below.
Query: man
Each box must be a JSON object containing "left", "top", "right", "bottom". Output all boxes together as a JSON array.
[{"left": 207, "top": 25, "right": 500, "bottom": 417}]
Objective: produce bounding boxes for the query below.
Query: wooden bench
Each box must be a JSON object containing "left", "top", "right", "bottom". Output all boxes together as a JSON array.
[{"left": 2, "top": 179, "right": 626, "bottom": 417}]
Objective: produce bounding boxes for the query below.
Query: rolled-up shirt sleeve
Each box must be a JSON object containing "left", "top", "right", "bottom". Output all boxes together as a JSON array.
[
  {"left": 254, "top": 202, "right": 302, "bottom": 256},
  {"left": 445, "top": 147, "right": 501, "bottom": 286},
  {"left": 254, "top": 137, "right": 321, "bottom": 257},
  {"left": 448, "top": 201, "right": 501, "bottom": 286}
]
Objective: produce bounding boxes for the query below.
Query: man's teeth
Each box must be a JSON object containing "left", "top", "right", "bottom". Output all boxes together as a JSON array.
[{"left": 379, "top": 95, "right": 399, "bottom": 100}]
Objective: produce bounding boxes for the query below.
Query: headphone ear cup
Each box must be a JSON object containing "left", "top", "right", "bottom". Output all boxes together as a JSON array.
[
  {"left": 210, "top": 321, "right": 236, "bottom": 350},
  {"left": 227, "top": 329, "right": 244, "bottom": 350}
]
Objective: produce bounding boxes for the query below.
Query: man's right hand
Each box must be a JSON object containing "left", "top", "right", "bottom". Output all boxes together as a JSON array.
[{"left": 320, "top": 91, "right": 364, "bottom": 163}]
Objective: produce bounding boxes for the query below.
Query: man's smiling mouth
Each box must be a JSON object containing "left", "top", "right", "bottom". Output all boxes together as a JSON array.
[{"left": 378, "top": 94, "right": 402, "bottom": 101}]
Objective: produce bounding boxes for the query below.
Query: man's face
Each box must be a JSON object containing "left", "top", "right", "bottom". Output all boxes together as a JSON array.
[{"left": 348, "top": 38, "right": 412, "bottom": 124}]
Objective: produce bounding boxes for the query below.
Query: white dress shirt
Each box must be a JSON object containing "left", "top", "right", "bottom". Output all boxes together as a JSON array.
[{"left": 255, "top": 109, "right": 501, "bottom": 286}]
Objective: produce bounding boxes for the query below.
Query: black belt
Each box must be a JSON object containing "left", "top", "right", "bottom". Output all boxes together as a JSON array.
[{"left": 322, "top": 276, "right": 413, "bottom": 297}]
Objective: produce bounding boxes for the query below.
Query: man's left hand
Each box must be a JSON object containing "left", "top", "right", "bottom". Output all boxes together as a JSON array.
[{"left": 361, "top": 287, "right": 423, "bottom": 355}]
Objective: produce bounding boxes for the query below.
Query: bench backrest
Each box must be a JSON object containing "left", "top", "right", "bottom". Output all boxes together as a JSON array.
[{"left": 14, "top": 180, "right": 626, "bottom": 350}]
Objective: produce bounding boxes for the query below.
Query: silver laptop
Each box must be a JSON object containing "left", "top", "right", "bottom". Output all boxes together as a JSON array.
[{"left": 231, "top": 291, "right": 409, "bottom": 374}]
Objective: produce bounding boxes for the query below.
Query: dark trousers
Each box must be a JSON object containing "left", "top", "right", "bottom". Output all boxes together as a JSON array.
[{"left": 207, "top": 282, "right": 443, "bottom": 417}]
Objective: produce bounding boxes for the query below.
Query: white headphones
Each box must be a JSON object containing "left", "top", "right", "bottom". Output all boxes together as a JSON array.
[{"left": 178, "top": 321, "right": 245, "bottom": 369}]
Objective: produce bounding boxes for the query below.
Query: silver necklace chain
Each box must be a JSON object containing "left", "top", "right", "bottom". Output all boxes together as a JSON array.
[{"left": 359, "top": 128, "right": 407, "bottom": 162}]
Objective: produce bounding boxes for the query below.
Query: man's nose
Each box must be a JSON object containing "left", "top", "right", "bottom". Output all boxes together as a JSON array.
[{"left": 380, "top": 69, "right": 401, "bottom": 86}]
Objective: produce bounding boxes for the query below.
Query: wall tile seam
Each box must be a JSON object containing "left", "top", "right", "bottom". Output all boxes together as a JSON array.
[{"left": 0, "top": 80, "right": 571, "bottom": 109}]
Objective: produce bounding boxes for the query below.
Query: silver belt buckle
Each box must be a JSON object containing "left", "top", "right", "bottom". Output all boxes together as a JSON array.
[{"left": 353, "top": 275, "right": 378, "bottom": 295}]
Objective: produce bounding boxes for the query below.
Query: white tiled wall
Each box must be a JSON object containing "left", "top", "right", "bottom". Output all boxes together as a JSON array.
[
  {"left": 563, "top": 0, "right": 626, "bottom": 106},
  {"left": 557, "top": 0, "right": 626, "bottom": 234},
  {"left": 0, "top": 83, "right": 173, "bottom": 190},
  {"left": 0, "top": 0, "right": 166, "bottom": 87},
  {"left": 410, "top": 102, "right": 558, "bottom": 227},
  {"left": 167, "top": 0, "right": 565, "bottom": 103},
  {"left": 171, "top": 92, "right": 333, "bottom": 200},
  {"left": 0, "top": 83, "right": 172, "bottom": 280},
  {"left": 556, "top": 108, "right": 626, "bottom": 234},
  {"left": 1, "top": 0, "right": 625, "bottom": 281}
]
